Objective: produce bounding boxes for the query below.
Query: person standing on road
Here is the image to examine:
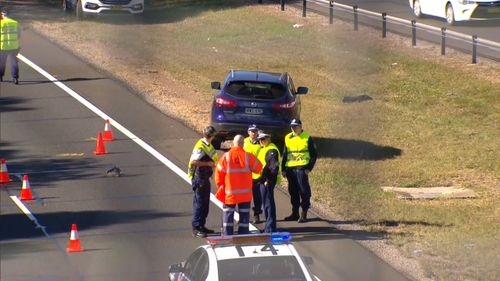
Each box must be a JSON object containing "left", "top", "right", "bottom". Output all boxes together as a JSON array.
[
  {"left": 282, "top": 119, "right": 317, "bottom": 223},
  {"left": 215, "top": 135, "right": 262, "bottom": 235},
  {"left": 188, "top": 126, "right": 218, "bottom": 238},
  {"left": 256, "top": 132, "right": 281, "bottom": 233},
  {"left": 243, "top": 124, "right": 263, "bottom": 224},
  {"left": 0, "top": 10, "right": 20, "bottom": 84}
]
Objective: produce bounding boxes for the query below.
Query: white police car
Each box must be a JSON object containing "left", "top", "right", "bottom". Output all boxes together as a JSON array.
[{"left": 168, "top": 232, "right": 318, "bottom": 281}]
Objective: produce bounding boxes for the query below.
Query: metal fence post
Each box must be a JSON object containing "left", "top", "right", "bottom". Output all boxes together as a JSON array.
[
  {"left": 353, "top": 5, "right": 358, "bottom": 31},
  {"left": 382, "top": 13, "right": 387, "bottom": 38},
  {"left": 472, "top": 35, "right": 478, "bottom": 64},
  {"left": 281, "top": 0, "right": 285, "bottom": 11},
  {"left": 441, "top": 27, "right": 446, "bottom": 56},
  {"left": 412, "top": 20, "right": 417, "bottom": 46},
  {"left": 303, "top": 0, "right": 306, "bottom": 17},
  {"left": 329, "top": 1, "right": 334, "bottom": 24}
]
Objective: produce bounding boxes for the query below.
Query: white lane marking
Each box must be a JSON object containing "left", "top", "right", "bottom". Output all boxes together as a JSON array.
[
  {"left": 18, "top": 54, "right": 248, "bottom": 228},
  {"left": 10, "top": 195, "right": 39, "bottom": 224}
]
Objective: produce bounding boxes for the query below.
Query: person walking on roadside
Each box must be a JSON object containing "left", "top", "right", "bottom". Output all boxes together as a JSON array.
[
  {"left": 188, "top": 126, "right": 218, "bottom": 238},
  {"left": 215, "top": 135, "right": 262, "bottom": 235},
  {"left": 282, "top": 119, "right": 317, "bottom": 223},
  {"left": 243, "top": 124, "right": 263, "bottom": 224},
  {"left": 256, "top": 132, "right": 281, "bottom": 233},
  {"left": 0, "top": 10, "right": 20, "bottom": 84}
]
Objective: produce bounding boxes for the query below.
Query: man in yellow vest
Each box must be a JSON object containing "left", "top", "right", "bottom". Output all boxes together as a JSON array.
[
  {"left": 0, "top": 10, "right": 20, "bottom": 84},
  {"left": 188, "top": 126, "right": 218, "bottom": 238},
  {"left": 243, "top": 124, "right": 263, "bottom": 224},
  {"left": 256, "top": 131, "right": 281, "bottom": 233},
  {"left": 281, "top": 119, "right": 317, "bottom": 223}
]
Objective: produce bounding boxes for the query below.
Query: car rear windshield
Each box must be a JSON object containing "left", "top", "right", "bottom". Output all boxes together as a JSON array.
[
  {"left": 218, "top": 256, "right": 307, "bottom": 281},
  {"left": 225, "top": 81, "right": 285, "bottom": 100}
]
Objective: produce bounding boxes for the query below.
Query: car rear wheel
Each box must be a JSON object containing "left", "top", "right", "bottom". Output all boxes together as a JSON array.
[
  {"left": 413, "top": 0, "right": 423, "bottom": 18},
  {"left": 446, "top": 3, "right": 455, "bottom": 25}
]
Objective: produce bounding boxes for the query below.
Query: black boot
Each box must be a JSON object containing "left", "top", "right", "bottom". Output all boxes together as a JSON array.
[
  {"left": 297, "top": 210, "right": 308, "bottom": 223},
  {"left": 284, "top": 211, "right": 299, "bottom": 221},
  {"left": 252, "top": 214, "right": 261, "bottom": 224}
]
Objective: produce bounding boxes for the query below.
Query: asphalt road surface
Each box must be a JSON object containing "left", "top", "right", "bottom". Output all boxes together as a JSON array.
[{"left": 1, "top": 30, "right": 413, "bottom": 281}]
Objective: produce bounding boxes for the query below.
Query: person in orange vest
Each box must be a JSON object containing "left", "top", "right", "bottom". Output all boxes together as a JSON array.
[
  {"left": 0, "top": 10, "right": 21, "bottom": 84},
  {"left": 215, "top": 135, "right": 263, "bottom": 235}
]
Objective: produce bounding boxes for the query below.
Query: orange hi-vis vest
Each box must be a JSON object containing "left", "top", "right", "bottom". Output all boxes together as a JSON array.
[{"left": 215, "top": 146, "right": 262, "bottom": 205}]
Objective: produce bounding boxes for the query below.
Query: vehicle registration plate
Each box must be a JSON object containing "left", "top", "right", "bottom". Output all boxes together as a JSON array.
[{"left": 245, "top": 108, "right": 263, "bottom": 114}]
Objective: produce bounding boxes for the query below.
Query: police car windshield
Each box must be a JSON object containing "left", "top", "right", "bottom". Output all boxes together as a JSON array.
[
  {"left": 217, "top": 256, "right": 307, "bottom": 281},
  {"left": 225, "top": 82, "right": 285, "bottom": 100}
]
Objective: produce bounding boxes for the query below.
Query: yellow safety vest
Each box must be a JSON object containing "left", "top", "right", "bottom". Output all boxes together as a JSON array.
[
  {"left": 0, "top": 18, "right": 20, "bottom": 51},
  {"left": 257, "top": 142, "right": 282, "bottom": 185},
  {"left": 243, "top": 136, "right": 261, "bottom": 180},
  {"left": 284, "top": 131, "right": 311, "bottom": 167},
  {"left": 187, "top": 139, "right": 218, "bottom": 180}
]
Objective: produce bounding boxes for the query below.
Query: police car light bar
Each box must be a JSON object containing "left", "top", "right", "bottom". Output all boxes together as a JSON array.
[{"left": 207, "top": 232, "right": 292, "bottom": 246}]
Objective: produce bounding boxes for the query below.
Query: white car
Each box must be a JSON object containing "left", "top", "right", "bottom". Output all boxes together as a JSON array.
[
  {"left": 409, "top": 0, "right": 500, "bottom": 24},
  {"left": 168, "top": 232, "right": 319, "bottom": 281},
  {"left": 63, "top": 0, "right": 144, "bottom": 19}
]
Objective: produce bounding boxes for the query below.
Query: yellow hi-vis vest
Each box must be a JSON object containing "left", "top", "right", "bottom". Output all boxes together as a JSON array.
[
  {"left": 0, "top": 18, "right": 20, "bottom": 51},
  {"left": 284, "top": 131, "right": 311, "bottom": 167},
  {"left": 187, "top": 139, "right": 218, "bottom": 180},
  {"left": 243, "top": 136, "right": 261, "bottom": 180},
  {"left": 257, "top": 142, "right": 282, "bottom": 185}
]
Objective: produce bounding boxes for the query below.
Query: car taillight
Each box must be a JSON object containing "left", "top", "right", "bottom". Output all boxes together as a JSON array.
[
  {"left": 272, "top": 101, "right": 295, "bottom": 111},
  {"left": 215, "top": 97, "right": 237, "bottom": 107}
]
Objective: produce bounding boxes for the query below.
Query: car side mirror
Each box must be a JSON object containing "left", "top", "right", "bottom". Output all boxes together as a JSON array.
[
  {"left": 297, "top": 86, "right": 308, "bottom": 95},
  {"left": 301, "top": 256, "right": 314, "bottom": 265},
  {"left": 168, "top": 263, "right": 184, "bottom": 281},
  {"left": 211, "top": 81, "right": 221, "bottom": 90}
]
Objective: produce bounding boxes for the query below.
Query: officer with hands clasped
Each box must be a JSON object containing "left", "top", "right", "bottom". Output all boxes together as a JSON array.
[
  {"left": 256, "top": 131, "right": 281, "bottom": 233},
  {"left": 281, "top": 119, "right": 317, "bottom": 223},
  {"left": 243, "top": 124, "right": 263, "bottom": 224},
  {"left": 188, "top": 126, "right": 218, "bottom": 238}
]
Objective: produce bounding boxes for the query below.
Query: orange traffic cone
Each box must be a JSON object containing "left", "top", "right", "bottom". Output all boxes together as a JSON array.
[
  {"left": 19, "top": 175, "right": 35, "bottom": 201},
  {"left": 0, "top": 159, "right": 12, "bottom": 184},
  {"left": 94, "top": 132, "right": 107, "bottom": 155},
  {"left": 103, "top": 119, "right": 114, "bottom": 142},
  {"left": 66, "top": 224, "right": 84, "bottom": 253}
]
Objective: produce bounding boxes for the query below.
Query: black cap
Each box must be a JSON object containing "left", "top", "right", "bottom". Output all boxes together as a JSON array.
[
  {"left": 203, "top": 126, "right": 217, "bottom": 137},
  {"left": 247, "top": 124, "right": 259, "bottom": 132},
  {"left": 290, "top": 119, "right": 302, "bottom": 126}
]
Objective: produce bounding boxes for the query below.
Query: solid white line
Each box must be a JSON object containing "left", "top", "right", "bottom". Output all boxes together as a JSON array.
[
  {"left": 17, "top": 54, "right": 247, "bottom": 227},
  {"left": 10, "top": 195, "right": 38, "bottom": 223}
]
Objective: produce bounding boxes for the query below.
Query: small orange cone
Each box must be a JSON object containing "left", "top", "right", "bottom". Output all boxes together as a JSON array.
[
  {"left": 103, "top": 119, "right": 114, "bottom": 142},
  {"left": 0, "top": 159, "right": 12, "bottom": 184},
  {"left": 66, "top": 224, "right": 84, "bottom": 253},
  {"left": 19, "top": 175, "right": 35, "bottom": 201},
  {"left": 94, "top": 132, "right": 107, "bottom": 155}
]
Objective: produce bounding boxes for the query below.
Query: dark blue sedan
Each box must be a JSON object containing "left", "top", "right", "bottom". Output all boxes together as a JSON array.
[{"left": 210, "top": 70, "right": 308, "bottom": 149}]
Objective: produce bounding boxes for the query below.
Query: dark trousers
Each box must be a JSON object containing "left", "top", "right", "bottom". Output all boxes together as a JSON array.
[
  {"left": 285, "top": 167, "right": 311, "bottom": 213},
  {"left": 223, "top": 202, "right": 250, "bottom": 235},
  {"left": 0, "top": 49, "right": 20, "bottom": 79},
  {"left": 260, "top": 183, "right": 276, "bottom": 233},
  {"left": 191, "top": 177, "right": 211, "bottom": 228},
  {"left": 252, "top": 179, "right": 262, "bottom": 216}
]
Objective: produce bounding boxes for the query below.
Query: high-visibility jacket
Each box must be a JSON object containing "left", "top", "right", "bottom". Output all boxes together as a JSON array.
[
  {"left": 187, "top": 138, "right": 218, "bottom": 180},
  {"left": 215, "top": 146, "right": 262, "bottom": 204},
  {"left": 243, "top": 136, "right": 261, "bottom": 180},
  {"left": 0, "top": 18, "right": 20, "bottom": 51},
  {"left": 257, "top": 142, "right": 282, "bottom": 185},
  {"left": 284, "top": 131, "right": 311, "bottom": 167}
]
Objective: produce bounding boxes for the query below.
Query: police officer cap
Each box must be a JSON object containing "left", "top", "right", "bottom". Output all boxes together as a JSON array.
[
  {"left": 247, "top": 124, "right": 259, "bottom": 132},
  {"left": 203, "top": 126, "right": 217, "bottom": 137},
  {"left": 290, "top": 119, "right": 302, "bottom": 126},
  {"left": 257, "top": 132, "right": 271, "bottom": 140}
]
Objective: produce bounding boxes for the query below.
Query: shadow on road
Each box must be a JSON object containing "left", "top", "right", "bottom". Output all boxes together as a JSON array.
[
  {"left": 0, "top": 96, "right": 36, "bottom": 113},
  {"left": 17, "top": 77, "right": 108, "bottom": 85},
  {"left": 315, "top": 137, "right": 402, "bottom": 160},
  {"left": 0, "top": 209, "right": 187, "bottom": 241}
]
